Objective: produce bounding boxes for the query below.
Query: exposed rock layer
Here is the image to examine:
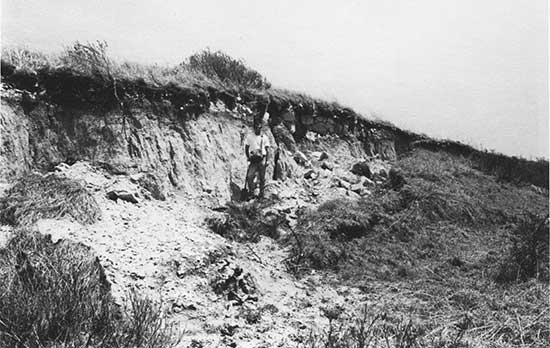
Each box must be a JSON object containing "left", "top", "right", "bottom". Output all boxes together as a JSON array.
[{"left": 1, "top": 66, "right": 547, "bottom": 189}]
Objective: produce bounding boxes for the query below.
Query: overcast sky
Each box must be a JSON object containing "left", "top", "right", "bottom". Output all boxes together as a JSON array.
[{"left": 2, "top": 0, "right": 548, "bottom": 158}]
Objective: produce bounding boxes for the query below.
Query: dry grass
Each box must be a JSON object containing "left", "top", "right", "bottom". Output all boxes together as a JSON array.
[
  {"left": 1, "top": 47, "right": 58, "bottom": 71},
  {"left": 496, "top": 214, "right": 549, "bottom": 283},
  {"left": 0, "top": 229, "right": 181, "bottom": 348},
  {"left": 289, "top": 149, "right": 549, "bottom": 347},
  {"left": 0, "top": 229, "right": 111, "bottom": 347},
  {"left": 289, "top": 150, "right": 548, "bottom": 276},
  {"left": 0, "top": 173, "right": 101, "bottom": 226},
  {"left": 301, "top": 305, "right": 470, "bottom": 348},
  {"left": 1, "top": 42, "right": 251, "bottom": 93},
  {"left": 1, "top": 42, "right": 369, "bottom": 135},
  {"left": 186, "top": 49, "right": 270, "bottom": 89},
  {"left": 303, "top": 278, "right": 549, "bottom": 347}
]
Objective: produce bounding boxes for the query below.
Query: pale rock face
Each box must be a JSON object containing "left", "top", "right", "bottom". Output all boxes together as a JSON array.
[
  {"left": 1, "top": 94, "right": 321, "bottom": 204},
  {"left": 1, "top": 87, "right": 402, "bottom": 200},
  {"left": 0, "top": 99, "right": 252, "bottom": 202},
  {"left": 0, "top": 98, "right": 32, "bottom": 178}
]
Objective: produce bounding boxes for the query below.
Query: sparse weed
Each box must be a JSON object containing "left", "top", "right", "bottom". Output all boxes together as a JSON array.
[
  {"left": 301, "top": 306, "right": 469, "bottom": 348},
  {"left": 496, "top": 213, "right": 549, "bottom": 283},
  {"left": 114, "top": 288, "right": 182, "bottom": 348}
]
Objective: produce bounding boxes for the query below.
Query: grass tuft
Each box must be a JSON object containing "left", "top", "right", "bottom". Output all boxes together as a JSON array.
[
  {"left": 186, "top": 49, "right": 270, "bottom": 89},
  {"left": 0, "top": 229, "right": 180, "bottom": 348},
  {"left": 496, "top": 213, "right": 549, "bottom": 283},
  {"left": 0, "top": 173, "right": 101, "bottom": 226}
]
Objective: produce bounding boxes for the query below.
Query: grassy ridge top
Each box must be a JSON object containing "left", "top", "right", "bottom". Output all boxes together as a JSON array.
[
  {"left": 0, "top": 41, "right": 419, "bottom": 134},
  {"left": 1, "top": 41, "right": 548, "bottom": 188}
]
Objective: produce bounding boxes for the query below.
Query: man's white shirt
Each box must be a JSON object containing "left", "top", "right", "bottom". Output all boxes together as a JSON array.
[{"left": 245, "top": 132, "right": 270, "bottom": 157}]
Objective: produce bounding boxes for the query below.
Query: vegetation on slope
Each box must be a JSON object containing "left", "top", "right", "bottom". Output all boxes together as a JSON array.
[
  {"left": 186, "top": 49, "right": 270, "bottom": 89},
  {"left": 285, "top": 149, "right": 549, "bottom": 347},
  {"left": 0, "top": 229, "right": 180, "bottom": 348},
  {"left": 1, "top": 42, "right": 548, "bottom": 347},
  {"left": 289, "top": 150, "right": 547, "bottom": 277},
  {"left": 0, "top": 173, "right": 101, "bottom": 226}
]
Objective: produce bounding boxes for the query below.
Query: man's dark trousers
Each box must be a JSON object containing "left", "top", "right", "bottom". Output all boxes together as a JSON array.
[{"left": 246, "top": 160, "right": 266, "bottom": 197}]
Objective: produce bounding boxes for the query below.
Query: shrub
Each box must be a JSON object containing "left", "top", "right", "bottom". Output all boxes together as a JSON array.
[
  {"left": 0, "top": 229, "right": 180, "bottom": 348},
  {"left": 206, "top": 201, "right": 284, "bottom": 242},
  {"left": 288, "top": 199, "right": 381, "bottom": 270},
  {"left": 0, "top": 229, "right": 111, "bottom": 347},
  {"left": 186, "top": 49, "right": 270, "bottom": 89},
  {"left": 115, "top": 289, "right": 181, "bottom": 348},
  {"left": 0, "top": 173, "right": 101, "bottom": 226},
  {"left": 60, "top": 40, "right": 113, "bottom": 79},
  {"left": 496, "top": 214, "right": 549, "bottom": 283}
]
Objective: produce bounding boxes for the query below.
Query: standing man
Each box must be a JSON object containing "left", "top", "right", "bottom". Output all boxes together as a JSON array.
[{"left": 245, "top": 120, "right": 270, "bottom": 199}]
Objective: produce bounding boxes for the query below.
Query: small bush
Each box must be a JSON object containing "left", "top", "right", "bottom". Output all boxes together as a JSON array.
[
  {"left": 206, "top": 201, "right": 284, "bottom": 242},
  {"left": 0, "top": 173, "right": 101, "bottom": 226},
  {"left": 0, "top": 229, "right": 180, "bottom": 348},
  {"left": 186, "top": 49, "right": 270, "bottom": 89},
  {"left": 288, "top": 199, "right": 381, "bottom": 270},
  {"left": 60, "top": 40, "right": 113, "bottom": 78},
  {"left": 496, "top": 214, "right": 549, "bottom": 283},
  {"left": 0, "top": 229, "right": 111, "bottom": 347},
  {"left": 115, "top": 289, "right": 181, "bottom": 348}
]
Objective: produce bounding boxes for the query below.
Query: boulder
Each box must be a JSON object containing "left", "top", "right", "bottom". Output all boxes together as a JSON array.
[
  {"left": 362, "top": 177, "right": 375, "bottom": 186},
  {"left": 350, "top": 183, "right": 364, "bottom": 194},
  {"left": 304, "top": 169, "right": 317, "bottom": 180},
  {"left": 135, "top": 173, "right": 167, "bottom": 200},
  {"left": 346, "top": 190, "right": 361, "bottom": 199},
  {"left": 388, "top": 168, "right": 406, "bottom": 190},
  {"left": 106, "top": 181, "right": 140, "bottom": 203},
  {"left": 273, "top": 148, "right": 294, "bottom": 181},
  {"left": 350, "top": 161, "right": 372, "bottom": 178},
  {"left": 272, "top": 124, "right": 297, "bottom": 152},
  {"left": 310, "top": 151, "right": 323, "bottom": 159},
  {"left": 106, "top": 190, "right": 139, "bottom": 204},
  {"left": 339, "top": 172, "right": 360, "bottom": 185},
  {"left": 211, "top": 261, "right": 258, "bottom": 305},
  {"left": 335, "top": 178, "right": 351, "bottom": 190},
  {"left": 293, "top": 151, "right": 310, "bottom": 166},
  {"left": 320, "top": 161, "right": 334, "bottom": 171}
]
